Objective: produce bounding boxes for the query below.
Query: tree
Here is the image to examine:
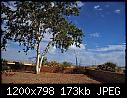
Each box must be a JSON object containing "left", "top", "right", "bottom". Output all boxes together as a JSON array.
[
  {"left": 104, "top": 62, "right": 117, "bottom": 72},
  {"left": 1, "top": 1, "right": 83, "bottom": 74},
  {"left": 62, "top": 61, "right": 72, "bottom": 67}
]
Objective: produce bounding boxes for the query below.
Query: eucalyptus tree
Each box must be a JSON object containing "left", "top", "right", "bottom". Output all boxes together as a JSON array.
[{"left": 1, "top": 1, "right": 83, "bottom": 74}]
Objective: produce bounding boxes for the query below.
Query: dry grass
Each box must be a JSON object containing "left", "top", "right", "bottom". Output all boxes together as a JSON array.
[{"left": 1, "top": 71, "right": 100, "bottom": 84}]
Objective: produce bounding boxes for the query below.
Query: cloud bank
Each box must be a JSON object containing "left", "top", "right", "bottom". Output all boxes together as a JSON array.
[{"left": 2, "top": 42, "right": 125, "bottom": 67}]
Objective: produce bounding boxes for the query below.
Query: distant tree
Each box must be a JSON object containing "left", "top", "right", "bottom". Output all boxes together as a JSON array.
[
  {"left": 62, "top": 61, "right": 72, "bottom": 67},
  {"left": 1, "top": 58, "right": 8, "bottom": 66},
  {"left": 1, "top": 1, "right": 83, "bottom": 74},
  {"left": 104, "top": 62, "right": 117, "bottom": 72},
  {"left": 1, "top": 58, "right": 6, "bottom": 62}
]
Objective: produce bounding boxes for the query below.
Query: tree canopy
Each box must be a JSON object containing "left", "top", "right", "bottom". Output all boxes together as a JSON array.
[
  {"left": 1, "top": 1, "right": 83, "bottom": 53},
  {"left": 1, "top": 1, "right": 84, "bottom": 74}
]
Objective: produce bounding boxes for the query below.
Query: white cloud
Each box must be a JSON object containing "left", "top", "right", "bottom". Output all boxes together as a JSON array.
[
  {"left": 1, "top": 44, "right": 36, "bottom": 62},
  {"left": 2, "top": 42, "right": 125, "bottom": 67},
  {"left": 89, "top": 32, "right": 100, "bottom": 38},
  {"left": 76, "top": 1, "right": 84, "bottom": 8},
  {"left": 94, "top": 5, "right": 100, "bottom": 9},
  {"left": 47, "top": 43, "right": 125, "bottom": 66},
  {"left": 81, "top": 44, "right": 125, "bottom": 66},
  {"left": 114, "top": 9, "right": 121, "bottom": 13},
  {"left": 51, "top": 2, "right": 55, "bottom": 7},
  {"left": 43, "top": 32, "right": 53, "bottom": 42},
  {"left": 69, "top": 44, "right": 85, "bottom": 50},
  {"left": 95, "top": 44, "right": 125, "bottom": 52},
  {"left": 122, "top": 42, "right": 126, "bottom": 45},
  {"left": 94, "top": 5, "right": 103, "bottom": 11},
  {"left": 49, "top": 46, "right": 56, "bottom": 54},
  {"left": 3, "top": 1, "right": 17, "bottom": 11}
]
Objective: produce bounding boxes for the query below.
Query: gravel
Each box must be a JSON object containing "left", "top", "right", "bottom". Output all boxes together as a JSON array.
[{"left": 2, "top": 72, "right": 100, "bottom": 84}]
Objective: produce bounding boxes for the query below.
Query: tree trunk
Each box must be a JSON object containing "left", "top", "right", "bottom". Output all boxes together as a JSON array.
[
  {"left": 36, "top": 53, "right": 44, "bottom": 74},
  {"left": 35, "top": 40, "right": 51, "bottom": 74},
  {"left": 35, "top": 42, "right": 44, "bottom": 74},
  {"left": 36, "top": 52, "right": 40, "bottom": 74},
  {"left": 40, "top": 55, "right": 44, "bottom": 66},
  {"left": 38, "top": 55, "right": 44, "bottom": 73},
  {"left": 36, "top": 42, "right": 40, "bottom": 74}
]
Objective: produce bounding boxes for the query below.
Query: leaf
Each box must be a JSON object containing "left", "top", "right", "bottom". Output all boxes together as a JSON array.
[{"left": 1, "top": 1, "right": 83, "bottom": 54}]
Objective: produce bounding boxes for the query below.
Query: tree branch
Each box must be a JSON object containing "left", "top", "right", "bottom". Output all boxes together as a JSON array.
[
  {"left": 39, "top": 41, "right": 52, "bottom": 68},
  {"left": 42, "top": 41, "right": 52, "bottom": 56}
]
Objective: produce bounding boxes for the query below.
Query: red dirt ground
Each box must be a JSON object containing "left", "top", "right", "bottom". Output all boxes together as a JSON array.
[{"left": 1, "top": 72, "right": 100, "bottom": 84}]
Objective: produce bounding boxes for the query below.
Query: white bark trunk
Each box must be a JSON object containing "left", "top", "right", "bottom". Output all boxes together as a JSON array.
[
  {"left": 39, "top": 55, "right": 44, "bottom": 69},
  {"left": 35, "top": 40, "right": 51, "bottom": 74},
  {"left": 36, "top": 53, "right": 40, "bottom": 74},
  {"left": 36, "top": 41, "right": 41, "bottom": 74},
  {"left": 36, "top": 54, "right": 44, "bottom": 74}
]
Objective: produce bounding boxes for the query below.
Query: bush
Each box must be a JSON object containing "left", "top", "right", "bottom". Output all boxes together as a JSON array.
[
  {"left": 11, "top": 62, "right": 22, "bottom": 70},
  {"left": 2, "top": 65, "right": 11, "bottom": 71},
  {"left": 47, "top": 61, "right": 60, "bottom": 67},
  {"left": 97, "top": 62, "right": 117, "bottom": 72},
  {"left": 62, "top": 61, "right": 72, "bottom": 67},
  {"left": 104, "top": 62, "right": 117, "bottom": 72}
]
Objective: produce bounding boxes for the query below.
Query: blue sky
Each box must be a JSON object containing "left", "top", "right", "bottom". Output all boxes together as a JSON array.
[{"left": 1, "top": 2, "right": 126, "bottom": 66}]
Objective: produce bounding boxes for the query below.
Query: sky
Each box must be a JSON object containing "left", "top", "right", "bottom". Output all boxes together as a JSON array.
[{"left": 1, "top": 1, "right": 126, "bottom": 66}]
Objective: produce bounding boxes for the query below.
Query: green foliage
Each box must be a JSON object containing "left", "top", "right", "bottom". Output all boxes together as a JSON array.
[
  {"left": 47, "top": 61, "right": 60, "bottom": 67},
  {"left": 62, "top": 61, "right": 72, "bottom": 67},
  {"left": 97, "top": 62, "right": 117, "bottom": 72},
  {"left": 104, "top": 62, "right": 117, "bottom": 72},
  {"left": 1, "top": 58, "right": 8, "bottom": 66},
  {"left": 42, "top": 57, "right": 48, "bottom": 65},
  {"left": 1, "top": 1, "right": 83, "bottom": 53},
  {"left": 46, "top": 61, "right": 73, "bottom": 68},
  {"left": 1, "top": 58, "right": 7, "bottom": 62},
  {"left": 104, "top": 62, "right": 117, "bottom": 67},
  {"left": 2, "top": 65, "right": 11, "bottom": 71}
]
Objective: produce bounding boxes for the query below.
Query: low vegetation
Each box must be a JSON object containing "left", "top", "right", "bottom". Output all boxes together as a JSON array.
[
  {"left": 97, "top": 62, "right": 124, "bottom": 73},
  {"left": 1, "top": 59, "right": 124, "bottom": 73}
]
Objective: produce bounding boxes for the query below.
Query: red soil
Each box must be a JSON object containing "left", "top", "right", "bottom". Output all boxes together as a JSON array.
[{"left": 1, "top": 72, "right": 100, "bottom": 84}]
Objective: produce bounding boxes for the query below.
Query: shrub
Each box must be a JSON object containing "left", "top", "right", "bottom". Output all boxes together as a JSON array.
[
  {"left": 2, "top": 65, "right": 11, "bottom": 71},
  {"left": 97, "top": 62, "right": 117, "bottom": 72},
  {"left": 104, "top": 62, "right": 117, "bottom": 72},
  {"left": 62, "top": 61, "right": 72, "bottom": 67},
  {"left": 47, "top": 61, "right": 60, "bottom": 67}
]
